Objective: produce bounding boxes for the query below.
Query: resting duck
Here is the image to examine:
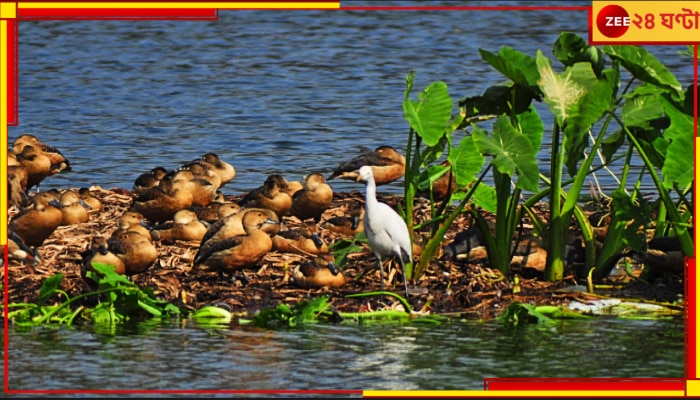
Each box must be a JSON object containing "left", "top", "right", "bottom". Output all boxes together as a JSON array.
[
  {"left": 194, "top": 209, "right": 280, "bottom": 273},
  {"left": 177, "top": 160, "right": 222, "bottom": 191},
  {"left": 628, "top": 234, "right": 686, "bottom": 278},
  {"left": 194, "top": 207, "right": 279, "bottom": 262},
  {"left": 15, "top": 145, "right": 57, "bottom": 191},
  {"left": 8, "top": 227, "right": 39, "bottom": 270},
  {"left": 289, "top": 172, "right": 334, "bottom": 223},
  {"left": 78, "top": 187, "right": 103, "bottom": 214},
  {"left": 9, "top": 192, "right": 64, "bottom": 248},
  {"left": 58, "top": 190, "right": 90, "bottom": 226},
  {"left": 12, "top": 134, "right": 71, "bottom": 174},
  {"left": 132, "top": 166, "right": 169, "bottom": 197},
  {"left": 130, "top": 172, "right": 200, "bottom": 223},
  {"left": 510, "top": 236, "right": 548, "bottom": 272},
  {"left": 198, "top": 153, "right": 236, "bottom": 187},
  {"left": 272, "top": 222, "right": 329, "bottom": 255},
  {"left": 327, "top": 145, "right": 406, "bottom": 186},
  {"left": 150, "top": 209, "right": 209, "bottom": 244},
  {"left": 8, "top": 164, "right": 30, "bottom": 208},
  {"left": 107, "top": 230, "right": 159, "bottom": 276},
  {"left": 110, "top": 211, "right": 153, "bottom": 242},
  {"left": 81, "top": 235, "right": 127, "bottom": 277},
  {"left": 291, "top": 253, "right": 347, "bottom": 289},
  {"left": 238, "top": 174, "right": 293, "bottom": 218},
  {"left": 321, "top": 202, "right": 365, "bottom": 237}
]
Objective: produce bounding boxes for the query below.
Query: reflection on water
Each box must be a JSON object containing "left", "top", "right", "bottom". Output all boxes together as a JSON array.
[{"left": 5, "top": 317, "right": 685, "bottom": 393}]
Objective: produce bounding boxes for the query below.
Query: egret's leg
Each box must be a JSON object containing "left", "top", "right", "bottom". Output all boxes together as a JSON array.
[
  {"left": 376, "top": 253, "right": 384, "bottom": 291},
  {"left": 398, "top": 255, "right": 409, "bottom": 301}
]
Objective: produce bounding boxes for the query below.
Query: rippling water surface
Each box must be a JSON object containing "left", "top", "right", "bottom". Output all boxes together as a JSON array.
[
  {"left": 5, "top": 2, "right": 689, "bottom": 394},
  {"left": 5, "top": 317, "right": 685, "bottom": 393}
]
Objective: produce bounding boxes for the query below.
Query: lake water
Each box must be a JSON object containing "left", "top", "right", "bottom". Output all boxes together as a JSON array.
[
  {"left": 4, "top": 2, "right": 690, "bottom": 395},
  {"left": 4, "top": 317, "right": 686, "bottom": 394}
]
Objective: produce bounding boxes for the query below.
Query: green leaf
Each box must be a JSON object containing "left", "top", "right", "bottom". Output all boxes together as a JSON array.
[
  {"left": 553, "top": 32, "right": 605, "bottom": 77},
  {"left": 660, "top": 96, "right": 694, "bottom": 189},
  {"left": 473, "top": 117, "right": 539, "bottom": 192},
  {"left": 622, "top": 90, "right": 665, "bottom": 129},
  {"left": 560, "top": 64, "right": 615, "bottom": 175},
  {"left": 403, "top": 81, "right": 453, "bottom": 146},
  {"left": 470, "top": 183, "right": 497, "bottom": 213},
  {"left": 515, "top": 105, "right": 544, "bottom": 153},
  {"left": 602, "top": 45, "right": 683, "bottom": 100},
  {"left": 37, "top": 273, "right": 64, "bottom": 306},
  {"left": 479, "top": 47, "right": 541, "bottom": 97},
  {"left": 447, "top": 135, "right": 485, "bottom": 187}
]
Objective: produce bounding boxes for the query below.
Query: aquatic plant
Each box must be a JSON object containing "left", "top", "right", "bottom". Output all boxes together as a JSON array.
[{"left": 402, "top": 31, "right": 693, "bottom": 282}]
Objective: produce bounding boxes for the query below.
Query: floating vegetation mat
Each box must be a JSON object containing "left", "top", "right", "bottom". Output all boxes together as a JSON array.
[{"left": 4, "top": 187, "right": 683, "bottom": 322}]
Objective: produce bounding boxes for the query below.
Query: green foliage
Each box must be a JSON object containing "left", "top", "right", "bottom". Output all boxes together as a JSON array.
[
  {"left": 498, "top": 301, "right": 591, "bottom": 327},
  {"left": 251, "top": 296, "right": 341, "bottom": 329}
]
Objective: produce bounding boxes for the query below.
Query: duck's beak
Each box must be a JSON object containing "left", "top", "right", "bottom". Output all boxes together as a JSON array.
[
  {"left": 311, "top": 233, "right": 325, "bottom": 248},
  {"left": 327, "top": 261, "right": 340, "bottom": 276}
]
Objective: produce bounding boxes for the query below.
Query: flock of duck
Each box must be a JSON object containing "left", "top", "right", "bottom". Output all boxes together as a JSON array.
[
  {"left": 6, "top": 133, "right": 685, "bottom": 302},
  {"left": 7, "top": 134, "right": 420, "bottom": 294}
]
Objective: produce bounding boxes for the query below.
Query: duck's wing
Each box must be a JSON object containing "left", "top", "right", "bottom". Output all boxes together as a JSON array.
[{"left": 194, "top": 236, "right": 245, "bottom": 265}]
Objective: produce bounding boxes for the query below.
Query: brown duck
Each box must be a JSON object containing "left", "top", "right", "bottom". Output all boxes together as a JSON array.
[
  {"left": 132, "top": 166, "right": 169, "bottom": 197},
  {"left": 12, "top": 134, "right": 71, "bottom": 173},
  {"left": 9, "top": 192, "right": 64, "bottom": 248},
  {"left": 81, "top": 235, "right": 127, "bottom": 277},
  {"left": 291, "top": 253, "right": 347, "bottom": 289},
  {"left": 272, "top": 222, "right": 329, "bottom": 255},
  {"left": 150, "top": 209, "right": 209, "bottom": 244},
  {"left": 289, "top": 172, "right": 334, "bottom": 223},
  {"left": 238, "top": 174, "right": 293, "bottom": 218},
  {"left": 194, "top": 209, "right": 280, "bottom": 273},
  {"left": 327, "top": 145, "right": 405, "bottom": 186},
  {"left": 107, "top": 230, "right": 159, "bottom": 276}
]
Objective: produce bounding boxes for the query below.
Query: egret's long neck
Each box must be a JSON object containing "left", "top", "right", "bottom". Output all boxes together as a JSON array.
[{"left": 364, "top": 176, "right": 378, "bottom": 207}]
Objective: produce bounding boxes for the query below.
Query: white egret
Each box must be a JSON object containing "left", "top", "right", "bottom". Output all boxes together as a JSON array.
[{"left": 356, "top": 165, "right": 412, "bottom": 300}]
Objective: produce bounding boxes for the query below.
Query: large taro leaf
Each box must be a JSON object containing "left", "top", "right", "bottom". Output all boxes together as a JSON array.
[
  {"left": 403, "top": 81, "right": 453, "bottom": 147},
  {"left": 472, "top": 116, "right": 539, "bottom": 192},
  {"left": 515, "top": 105, "right": 544, "bottom": 153},
  {"left": 660, "top": 95, "right": 693, "bottom": 189},
  {"left": 622, "top": 88, "right": 665, "bottom": 130},
  {"left": 479, "top": 47, "right": 542, "bottom": 100},
  {"left": 537, "top": 51, "right": 615, "bottom": 175},
  {"left": 602, "top": 45, "right": 684, "bottom": 101},
  {"left": 447, "top": 135, "right": 486, "bottom": 187}
]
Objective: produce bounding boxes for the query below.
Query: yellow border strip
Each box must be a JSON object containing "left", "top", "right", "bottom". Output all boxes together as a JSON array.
[
  {"left": 17, "top": 2, "right": 340, "bottom": 9},
  {"left": 1, "top": 19, "right": 7, "bottom": 247}
]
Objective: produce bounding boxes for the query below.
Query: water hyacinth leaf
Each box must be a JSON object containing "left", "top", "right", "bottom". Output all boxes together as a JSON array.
[
  {"left": 660, "top": 96, "right": 694, "bottom": 189},
  {"left": 552, "top": 32, "right": 605, "bottom": 77},
  {"left": 515, "top": 105, "right": 544, "bottom": 153},
  {"left": 478, "top": 47, "right": 541, "bottom": 98},
  {"left": 602, "top": 45, "right": 684, "bottom": 100},
  {"left": 403, "top": 81, "right": 453, "bottom": 146},
  {"left": 447, "top": 135, "right": 485, "bottom": 187},
  {"left": 473, "top": 116, "right": 539, "bottom": 192},
  {"left": 37, "top": 273, "right": 64, "bottom": 306}
]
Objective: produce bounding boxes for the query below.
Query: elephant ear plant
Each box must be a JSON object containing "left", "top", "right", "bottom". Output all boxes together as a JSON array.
[{"left": 399, "top": 32, "right": 693, "bottom": 285}]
